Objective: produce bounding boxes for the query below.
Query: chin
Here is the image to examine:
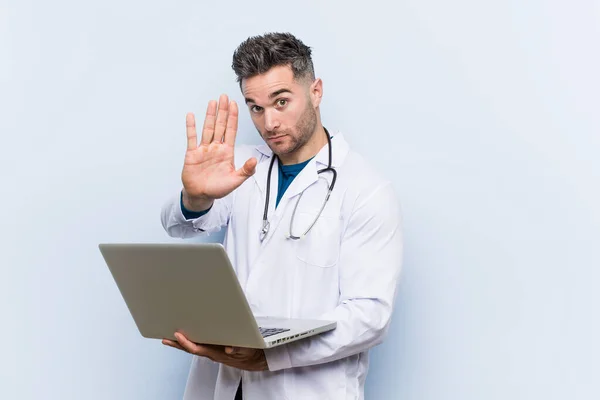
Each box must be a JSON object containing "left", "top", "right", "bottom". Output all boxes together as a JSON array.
[
  {"left": 271, "top": 144, "right": 292, "bottom": 156},
  {"left": 267, "top": 137, "right": 296, "bottom": 154}
]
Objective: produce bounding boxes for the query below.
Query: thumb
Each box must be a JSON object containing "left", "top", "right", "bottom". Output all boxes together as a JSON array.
[
  {"left": 224, "top": 346, "right": 238, "bottom": 355},
  {"left": 237, "top": 157, "right": 257, "bottom": 178}
]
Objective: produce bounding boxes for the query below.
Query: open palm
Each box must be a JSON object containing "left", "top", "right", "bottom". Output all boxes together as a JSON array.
[{"left": 182, "top": 94, "right": 257, "bottom": 205}]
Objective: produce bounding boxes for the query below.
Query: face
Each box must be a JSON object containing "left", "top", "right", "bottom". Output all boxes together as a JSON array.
[{"left": 242, "top": 65, "right": 320, "bottom": 157}]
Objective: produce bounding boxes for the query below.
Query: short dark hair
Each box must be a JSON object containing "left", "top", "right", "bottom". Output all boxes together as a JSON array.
[{"left": 232, "top": 32, "right": 315, "bottom": 85}]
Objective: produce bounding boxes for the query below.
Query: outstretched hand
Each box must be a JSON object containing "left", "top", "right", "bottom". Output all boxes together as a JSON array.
[{"left": 181, "top": 94, "right": 258, "bottom": 211}]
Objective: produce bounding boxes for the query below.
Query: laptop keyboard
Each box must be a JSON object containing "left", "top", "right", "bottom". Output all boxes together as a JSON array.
[{"left": 259, "top": 327, "right": 290, "bottom": 338}]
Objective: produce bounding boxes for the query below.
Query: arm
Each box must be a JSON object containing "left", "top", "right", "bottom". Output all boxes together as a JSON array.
[
  {"left": 160, "top": 95, "right": 256, "bottom": 238},
  {"left": 160, "top": 189, "right": 233, "bottom": 239},
  {"left": 264, "top": 182, "right": 403, "bottom": 370}
]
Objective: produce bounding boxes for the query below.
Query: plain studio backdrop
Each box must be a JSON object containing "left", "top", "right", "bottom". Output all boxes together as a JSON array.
[{"left": 1, "top": 0, "right": 598, "bottom": 399}]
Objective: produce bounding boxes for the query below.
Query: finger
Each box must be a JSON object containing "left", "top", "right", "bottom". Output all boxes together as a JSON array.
[
  {"left": 236, "top": 157, "right": 258, "bottom": 179},
  {"left": 200, "top": 100, "right": 217, "bottom": 145},
  {"left": 224, "top": 346, "right": 237, "bottom": 355},
  {"left": 186, "top": 113, "right": 197, "bottom": 151},
  {"left": 174, "top": 332, "right": 219, "bottom": 359},
  {"left": 213, "top": 94, "right": 229, "bottom": 143},
  {"left": 194, "top": 344, "right": 222, "bottom": 361},
  {"left": 174, "top": 332, "right": 200, "bottom": 353},
  {"left": 223, "top": 100, "right": 238, "bottom": 146},
  {"left": 163, "top": 339, "right": 186, "bottom": 352}
]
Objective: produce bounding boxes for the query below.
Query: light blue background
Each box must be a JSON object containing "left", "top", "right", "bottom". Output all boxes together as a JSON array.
[{"left": 1, "top": 0, "right": 598, "bottom": 399}]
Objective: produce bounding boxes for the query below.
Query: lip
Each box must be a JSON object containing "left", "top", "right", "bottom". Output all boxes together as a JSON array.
[{"left": 267, "top": 135, "right": 286, "bottom": 141}]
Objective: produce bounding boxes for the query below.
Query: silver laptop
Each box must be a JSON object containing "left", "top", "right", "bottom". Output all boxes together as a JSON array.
[{"left": 98, "top": 243, "right": 336, "bottom": 349}]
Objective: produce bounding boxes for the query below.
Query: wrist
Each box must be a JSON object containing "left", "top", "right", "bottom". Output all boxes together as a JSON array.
[{"left": 182, "top": 189, "right": 214, "bottom": 212}]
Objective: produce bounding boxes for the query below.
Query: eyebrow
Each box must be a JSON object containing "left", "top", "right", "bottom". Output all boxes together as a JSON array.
[{"left": 245, "top": 88, "right": 293, "bottom": 104}]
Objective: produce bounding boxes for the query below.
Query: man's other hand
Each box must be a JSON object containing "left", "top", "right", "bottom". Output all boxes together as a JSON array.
[{"left": 162, "top": 332, "right": 268, "bottom": 372}]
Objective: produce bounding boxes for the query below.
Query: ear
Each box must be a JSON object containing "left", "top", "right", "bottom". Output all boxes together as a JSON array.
[{"left": 309, "top": 78, "right": 323, "bottom": 108}]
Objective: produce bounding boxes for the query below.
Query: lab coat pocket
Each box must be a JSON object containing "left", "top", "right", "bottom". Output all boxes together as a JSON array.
[{"left": 294, "top": 212, "right": 342, "bottom": 268}]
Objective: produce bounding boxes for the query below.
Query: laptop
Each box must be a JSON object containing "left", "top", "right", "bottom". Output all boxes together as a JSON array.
[{"left": 98, "top": 243, "right": 336, "bottom": 349}]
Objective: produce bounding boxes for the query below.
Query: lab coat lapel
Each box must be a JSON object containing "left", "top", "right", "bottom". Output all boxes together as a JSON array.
[
  {"left": 251, "top": 144, "right": 274, "bottom": 195},
  {"left": 275, "top": 160, "right": 318, "bottom": 206}
]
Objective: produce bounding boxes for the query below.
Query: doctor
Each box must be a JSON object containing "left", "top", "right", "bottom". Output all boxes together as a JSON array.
[{"left": 160, "top": 32, "right": 403, "bottom": 400}]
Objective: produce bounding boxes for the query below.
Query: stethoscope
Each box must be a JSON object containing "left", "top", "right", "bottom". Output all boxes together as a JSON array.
[{"left": 259, "top": 127, "right": 337, "bottom": 242}]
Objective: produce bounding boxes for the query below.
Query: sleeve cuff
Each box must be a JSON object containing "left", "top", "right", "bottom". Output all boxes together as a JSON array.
[
  {"left": 264, "top": 344, "right": 293, "bottom": 371},
  {"left": 180, "top": 191, "right": 212, "bottom": 221}
]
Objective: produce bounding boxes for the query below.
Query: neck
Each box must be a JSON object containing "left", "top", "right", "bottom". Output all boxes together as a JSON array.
[{"left": 278, "top": 125, "right": 328, "bottom": 165}]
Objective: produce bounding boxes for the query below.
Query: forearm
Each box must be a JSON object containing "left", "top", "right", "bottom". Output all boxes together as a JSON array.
[
  {"left": 160, "top": 191, "right": 232, "bottom": 238},
  {"left": 265, "top": 297, "right": 395, "bottom": 370}
]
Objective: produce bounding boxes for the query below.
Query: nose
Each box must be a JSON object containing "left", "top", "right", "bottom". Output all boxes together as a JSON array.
[{"left": 264, "top": 109, "right": 280, "bottom": 132}]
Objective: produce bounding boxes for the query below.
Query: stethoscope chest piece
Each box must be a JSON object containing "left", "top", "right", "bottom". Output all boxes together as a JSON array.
[{"left": 259, "top": 220, "right": 270, "bottom": 241}]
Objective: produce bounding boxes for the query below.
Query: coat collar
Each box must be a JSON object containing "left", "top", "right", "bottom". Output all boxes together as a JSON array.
[
  {"left": 254, "top": 131, "right": 349, "bottom": 169},
  {"left": 251, "top": 131, "right": 349, "bottom": 209}
]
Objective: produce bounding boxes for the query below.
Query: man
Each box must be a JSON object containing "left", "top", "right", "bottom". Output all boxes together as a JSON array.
[{"left": 160, "top": 32, "right": 403, "bottom": 400}]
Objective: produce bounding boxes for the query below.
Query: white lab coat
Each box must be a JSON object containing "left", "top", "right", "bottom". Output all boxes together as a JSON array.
[{"left": 160, "top": 132, "right": 403, "bottom": 400}]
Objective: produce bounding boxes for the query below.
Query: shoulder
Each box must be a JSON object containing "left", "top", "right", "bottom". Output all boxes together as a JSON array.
[
  {"left": 338, "top": 143, "right": 401, "bottom": 217},
  {"left": 341, "top": 147, "right": 393, "bottom": 193}
]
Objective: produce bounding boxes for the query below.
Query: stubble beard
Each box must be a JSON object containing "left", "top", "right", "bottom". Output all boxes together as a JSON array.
[{"left": 264, "top": 102, "right": 318, "bottom": 157}]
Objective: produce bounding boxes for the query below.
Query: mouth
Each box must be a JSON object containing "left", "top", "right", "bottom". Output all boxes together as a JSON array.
[{"left": 266, "top": 134, "right": 286, "bottom": 141}]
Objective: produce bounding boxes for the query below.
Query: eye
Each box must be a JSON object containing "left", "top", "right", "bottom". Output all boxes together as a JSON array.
[
  {"left": 250, "top": 105, "right": 263, "bottom": 113},
  {"left": 276, "top": 99, "right": 288, "bottom": 108}
]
